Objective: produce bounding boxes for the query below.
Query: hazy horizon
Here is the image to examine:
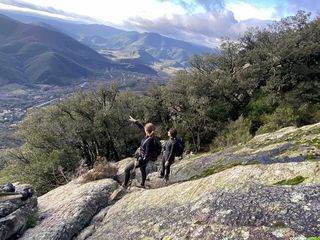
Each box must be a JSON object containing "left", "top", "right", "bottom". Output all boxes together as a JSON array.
[{"left": 0, "top": 0, "right": 319, "bottom": 47}]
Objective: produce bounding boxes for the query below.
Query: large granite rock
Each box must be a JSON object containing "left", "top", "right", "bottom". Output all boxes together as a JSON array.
[
  {"left": 20, "top": 179, "right": 118, "bottom": 240},
  {"left": 0, "top": 185, "right": 37, "bottom": 240},
  {"left": 13, "top": 122, "right": 320, "bottom": 240},
  {"left": 152, "top": 123, "right": 320, "bottom": 185},
  {"left": 87, "top": 161, "right": 320, "bottom": 239},
  {"left": 114, "top": 157, "right": 134, "bottom": 183}
]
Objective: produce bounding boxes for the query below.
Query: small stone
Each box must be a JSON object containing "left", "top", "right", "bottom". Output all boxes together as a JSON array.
[{"left": 291, "top": 192, "right": 305, "bottom": 203}]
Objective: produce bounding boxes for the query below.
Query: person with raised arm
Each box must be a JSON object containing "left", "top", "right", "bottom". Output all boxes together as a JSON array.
[{"left": 122, "top": 116, "right": 156, "bottom": 188}]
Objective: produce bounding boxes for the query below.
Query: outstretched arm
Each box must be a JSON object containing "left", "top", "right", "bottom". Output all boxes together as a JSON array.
[
  {"left": 129, "top": 115, "right": 144, "bottom": 131},
  {"left": 128, "top": 115, "right": 136, "bottom": 123}
]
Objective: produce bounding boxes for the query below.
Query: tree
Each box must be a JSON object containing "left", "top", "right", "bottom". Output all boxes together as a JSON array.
[{"left": 14, "top": 85, "right": 145, "bottom": 193}]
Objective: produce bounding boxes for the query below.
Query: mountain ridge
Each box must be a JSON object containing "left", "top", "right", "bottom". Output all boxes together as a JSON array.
[
  {"left": 0, "top": 10, "right": 215, "bottom": 68},
  {"left": 0, "top": 14, "right": 156, "bottom": 86}
]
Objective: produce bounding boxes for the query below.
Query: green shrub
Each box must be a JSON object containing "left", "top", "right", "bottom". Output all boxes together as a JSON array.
[
  {"left": 211, "top": 116, "right": 253, "bottom": 150},
  {"left": 296, "top": 103, "right": 320, "bottom": 126},
  {"left": 256, "top": 105, "right": 297, "bottom": 134},
  {"left": 244, "top": 89, "right": 277, "bottom": 133},
  {"left": 0, "top": 149, "right": 78, "bottom": 195},
  {"left": 189, "top": 162, "right": 242, "bottom": 180},
  {"left": 7, "top": 85, "right": 144, "bottom": 194},
  {"left": 26, "top": 211, "right": 38, "bottom": 229}
]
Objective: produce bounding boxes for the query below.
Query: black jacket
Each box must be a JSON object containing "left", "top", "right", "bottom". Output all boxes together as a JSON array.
[
  {"left": 163, "top": 138, "right": 177, "bottom": 163},
  {"left": 134, "top": 121, "right": 155, "bottom": 162}
]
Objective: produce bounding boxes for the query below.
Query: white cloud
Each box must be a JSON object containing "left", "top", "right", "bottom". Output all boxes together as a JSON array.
[
  {"left": 226, "top": 1, "right": 277, "bottom": 21},
  {"left": 0, "top": 0, "right": 187, "bottom": 24},
  {"left": 0, "top": 0, "right": 316, "bottom": 48},
  {"left": 125, "top": 9, "right": 271, "bottom": 48},
  {"left": 0, "top": 2, "right": 74, "bottom": 20}
]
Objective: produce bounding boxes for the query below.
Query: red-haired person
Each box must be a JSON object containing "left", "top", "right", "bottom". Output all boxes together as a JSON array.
[{"left": 122, "top": 116, "right": 156, "bottom": 188}]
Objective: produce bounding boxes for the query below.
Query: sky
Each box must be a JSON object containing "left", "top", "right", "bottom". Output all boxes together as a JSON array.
[{"left": 0, "top": 0, "right": 319, "bottom": 47}]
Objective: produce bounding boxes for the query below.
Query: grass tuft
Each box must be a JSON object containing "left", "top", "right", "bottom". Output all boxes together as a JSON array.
[
  {"left": 189, "top": 162, "right": 242, "bottom": 180},
  {"left": 274, "top": 175, "right": 307, "bottom": 185}
]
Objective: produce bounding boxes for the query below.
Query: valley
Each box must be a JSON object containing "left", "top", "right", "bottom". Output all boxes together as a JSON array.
[
  {"left": 0, "top": 11, "right": 212, "bottom": 148},
  {"left": 0, "top": 69, "right": 168, "bottom": 149}
]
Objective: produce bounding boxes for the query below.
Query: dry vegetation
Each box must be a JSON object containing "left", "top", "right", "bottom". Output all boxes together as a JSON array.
[{"left": 79, "top": 157, "right": 118, "bottom": 184}]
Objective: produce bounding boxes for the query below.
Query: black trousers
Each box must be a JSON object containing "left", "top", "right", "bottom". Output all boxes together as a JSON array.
[
  {"left": 160, "top": 157, "right": 173, "bottom": 180},
  {"left": 124, "top": 160, "right": 147, "bottom": 186}
]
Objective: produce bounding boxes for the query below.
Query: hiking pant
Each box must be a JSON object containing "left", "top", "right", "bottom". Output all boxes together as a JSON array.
[
  {"left": 123, "top": 160, "right": 147, "bottom": 186},
  {"left": 160, "top": 157, "right": 173, "bottom": 180}
]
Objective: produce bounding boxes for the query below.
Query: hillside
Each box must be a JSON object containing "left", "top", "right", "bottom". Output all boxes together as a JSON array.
[
  {"left": 0, "top": 14, "right": 156, "bottom": 86},
  {"left": 84, "top": 32, "right": 213, "bottom": 67},
  {"left": 0, "top": 14, "right": 105, "bottom": 85},
  {"left": 3, "top": 122, "right": 319, "bottom": 239},
  {"left": 0, "top": 10, "right": 214, "bottom": 68}
]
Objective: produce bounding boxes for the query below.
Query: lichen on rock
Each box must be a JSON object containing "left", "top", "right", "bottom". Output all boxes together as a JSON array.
[
  {"left": 11, "top": 122, "right": 320, "bottom": 240},
  {"left": 20, "top": 179, "right": 118, "bottom": 240}
]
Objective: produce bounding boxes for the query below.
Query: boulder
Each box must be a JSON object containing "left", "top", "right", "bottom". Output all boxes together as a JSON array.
[
  {"left": 114, "top": 158, "right": 134, "bottom": 183},
  {"left": 20, "top": 179, "right": 118, "bottom": 240},
  {"left": 135, "top": 161, "right": 158, "bottom": 184},
  {"left": 14, "top": 122, "right": 320, "bottom": 240},
  {"left": 87, "top": 161, "right": 320, "bottom": 239},
  {"left": 0, "top": 185, "right": 37, "bottom": 240},
  {"left": 158, "top": 123, "right": 320, "bottom": 185}
]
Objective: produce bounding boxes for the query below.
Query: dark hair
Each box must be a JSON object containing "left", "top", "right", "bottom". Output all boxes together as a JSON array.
[{"left": 168, "top": 128, "right": 177, "bottom": 138}]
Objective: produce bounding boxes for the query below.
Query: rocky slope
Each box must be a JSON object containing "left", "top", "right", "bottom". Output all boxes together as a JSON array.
[
  {"left": 88, "top": 161, "right": 320, "bottom": 239},
  {"left": 16, "top": 123, "right": 320, "bottom": 239},
  {"left": 152, "top": 123, "right": 320, "bottom": 185},
  {"left": 20, "top": 179, "right": 117, "bottom": 240}
]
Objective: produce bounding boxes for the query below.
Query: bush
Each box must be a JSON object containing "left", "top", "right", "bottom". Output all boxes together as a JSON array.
[
  {"left": 296, "top": 103, "right": 320, "bottom": 126},
  {"left": 0, "top": 148, "right": 80, "bottom": 195},
  {"left": 8, "top": 85, "right": 144, "bottom": 194},
  {"left": 256, "top": 105, "right": 297, "bottom": 134},
  {"left": 245, "top": 89, "right": 277, "bottom": 133},
  {"left": 211, "top": 116, "right": 253, "bottom": 150}
]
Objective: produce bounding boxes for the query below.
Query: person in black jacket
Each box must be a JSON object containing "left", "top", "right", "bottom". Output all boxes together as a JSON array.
[
  {"left": 159, "top": 128, "right": 178, "bottom": 181},
  {"left": 122, "top": 116, "right": 156, "bottom": 188}
]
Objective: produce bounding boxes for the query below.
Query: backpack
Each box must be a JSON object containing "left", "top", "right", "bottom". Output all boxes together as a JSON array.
[
  {"left": 174, "top": 138, "right": 185, "bottom": 157},
  {"left": 141, "top": 136, "right": 162, "bottom": 161}
]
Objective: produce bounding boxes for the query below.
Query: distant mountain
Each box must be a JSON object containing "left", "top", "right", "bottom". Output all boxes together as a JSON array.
[
  {"left": 0, "top": 14, "right": 155, "bottom": 86},
  {"left": 118, "top": 49, "right": 160, "bottom": 66},
  {"left": 84, "top": 32, "right": 213, "bottom": 67},
  {"left": 0, "top": 10, "right": 215, "bottom": 68}
]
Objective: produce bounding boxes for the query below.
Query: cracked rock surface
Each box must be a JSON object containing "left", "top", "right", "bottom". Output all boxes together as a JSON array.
[
  {"left": 0, "top": 185, "right": 37, "bottom": 240},
  {"left": 11, "top": 122, "right": 320, "bottom": 240},
  {"left": 20, "top": 179, "right": 117, "bottom": 240},
  {"left": 87, "top": 161, "right": 320, "bottom": 240}
]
